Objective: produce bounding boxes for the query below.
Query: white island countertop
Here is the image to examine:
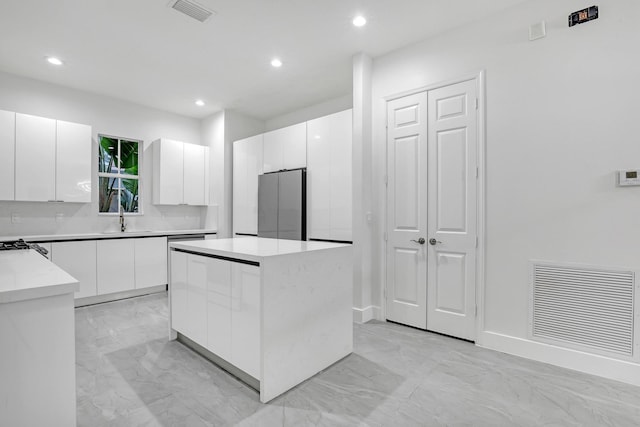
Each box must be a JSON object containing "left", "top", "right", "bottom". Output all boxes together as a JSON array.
[
  {"left": 0, "top": 250, "right": 79, "bottom": 303},
  {"left": 169, "top": 236, "right": 351, "bottom": 264}
]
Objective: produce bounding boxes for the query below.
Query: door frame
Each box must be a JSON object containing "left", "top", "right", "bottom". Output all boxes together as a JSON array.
[{"left": 382, "top": 70, "right": 487, "bottom": 343}]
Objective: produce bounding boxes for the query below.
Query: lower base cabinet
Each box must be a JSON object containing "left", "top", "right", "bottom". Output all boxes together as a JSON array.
[
  {"left": 51, "top": 240, "right": 98, "bottom": 299},
  {"left": 170, "top": 251, "right": 260, "bottom": 378},
  {"left": 230, "top": 263, "right": 260, "bottom": 378},
  {"left": 97, "top": 239, "right": 135, "bottom": 295},
  {"left": 134, "top": 237, "right": 168, "bottom": 289}
]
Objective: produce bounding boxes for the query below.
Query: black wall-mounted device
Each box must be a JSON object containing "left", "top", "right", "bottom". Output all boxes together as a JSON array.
[{"left": 569, "top": 5, "right": 599, "bottom": 27}]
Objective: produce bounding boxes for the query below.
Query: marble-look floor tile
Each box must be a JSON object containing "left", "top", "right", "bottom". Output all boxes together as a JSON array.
[{"left": 76, "top": 292, "right": 640, "bottom": 427}]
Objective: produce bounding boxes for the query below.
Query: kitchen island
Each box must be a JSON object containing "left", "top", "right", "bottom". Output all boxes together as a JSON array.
[
  {"left": 169, "top": 237, "right": 353, "bottom": 403},
  {"left": 0, "top": 250, "right": 79, "bottom": 427}
]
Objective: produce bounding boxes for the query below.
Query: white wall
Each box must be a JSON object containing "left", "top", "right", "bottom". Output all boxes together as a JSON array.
[
  {"left": 265, "top": 94, "right": 352, "bottom": 132},
  {"left": 352, "top": 53, "right": 375, "bottom": 322},
  {"left": 201, "top": 109, "right": 265, "bottom": 238},
  {"left": 0, "top": 71, "right": 206, "bottom": 236},
  {"left": 370, "top": 0, "right": 640, "bottom": 381},
  {"left": 222, "top": 110, "right": 265, "bottom": 237}
]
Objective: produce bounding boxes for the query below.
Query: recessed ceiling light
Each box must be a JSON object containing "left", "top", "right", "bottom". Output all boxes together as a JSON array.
[
  {"left": 46, "top": 56, "right": 64, "bottom": 66},
  {"left": 271, "top": 58, "right": 282, "bottom": 68},
  {"left": 195, "top": 99, "right": 205, "bottom": 107},
  {"left": 352, "top": 15, "right": 367, "bottom": 27}
]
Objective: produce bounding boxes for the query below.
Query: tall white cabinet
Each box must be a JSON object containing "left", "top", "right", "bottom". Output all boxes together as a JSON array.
[
  {"left": 263, "top": 122, "right": 306, "bottom": 173},
  {"left": 233, "top": 134, "right": 263, "bottom": 235},
  {"left": 0, "top": 110, "right": 15, "bottom": 201},
  {"left": 231, "top": 109, "right": 353, "bottom": 241},
  {"left": 153, "top": 138, "right": 210, "bottom": 206},
  {"left": 307, "top": 109, "right": 353, "bottom": 242}
]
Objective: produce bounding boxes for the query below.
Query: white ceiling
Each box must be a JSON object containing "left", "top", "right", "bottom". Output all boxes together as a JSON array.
[{"left": 0, "top": 0, "right": 527, "bottom": 120}]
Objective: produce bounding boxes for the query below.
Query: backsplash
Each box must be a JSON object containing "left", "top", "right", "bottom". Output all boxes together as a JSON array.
[{"left": 0, "top": 201, "right": 214, "bottom": 237}]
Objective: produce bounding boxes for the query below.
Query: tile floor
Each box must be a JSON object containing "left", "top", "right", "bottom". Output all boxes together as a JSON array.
[{"left": 75, "top": 292, "right": 640, "bottom": 426}]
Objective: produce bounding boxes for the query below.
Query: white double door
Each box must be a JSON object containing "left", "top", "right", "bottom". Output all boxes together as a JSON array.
[{"left": 386, "top": 78, "right": 478, "bottom": 341}]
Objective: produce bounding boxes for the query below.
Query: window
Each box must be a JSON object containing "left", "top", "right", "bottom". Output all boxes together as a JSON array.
[{"left": 98, "top": 135, "right": 141, "bottom": 213}]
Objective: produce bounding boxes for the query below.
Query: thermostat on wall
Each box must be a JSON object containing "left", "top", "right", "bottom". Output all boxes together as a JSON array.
[{"left": 617, "top": 170, "right": 640, "bottom": 187}]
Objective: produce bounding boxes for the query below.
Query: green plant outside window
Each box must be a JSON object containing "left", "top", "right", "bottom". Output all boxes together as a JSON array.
[{"left": 98, "top": 135, "right": 141, "bottom": 213}]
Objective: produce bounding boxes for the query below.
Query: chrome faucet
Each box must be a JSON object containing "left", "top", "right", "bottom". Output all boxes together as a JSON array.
[{"left": 119, "top": 206, "right": 127, "bottom": 232}]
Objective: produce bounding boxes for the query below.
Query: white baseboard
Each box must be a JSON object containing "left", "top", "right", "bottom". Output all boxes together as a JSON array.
[
  {"left": 479, "top": 331, "right": 640, "bottom": 387},
  {"left": 352, "top": 305, "right": 381, "bottom": 323}
]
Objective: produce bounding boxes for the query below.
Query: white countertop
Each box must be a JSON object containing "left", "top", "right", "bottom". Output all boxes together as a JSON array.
[
  {"left": 0, "top": 250, "right": 79, "bottom": 304},
  {"left": 170, "top": 237, "right": 351, "bottom": 263},
  {"left": 0, "top": 229, "right": 217, "bottom": 243}
]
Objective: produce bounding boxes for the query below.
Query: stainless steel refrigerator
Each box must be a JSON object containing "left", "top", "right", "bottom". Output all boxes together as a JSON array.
[{"left": 257, "top": 168, "right": 306, "bottom": 240}]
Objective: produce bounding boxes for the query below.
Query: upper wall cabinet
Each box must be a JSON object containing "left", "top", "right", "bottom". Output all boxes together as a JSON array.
[
  {"left": 56, "top": 120, "right": 92, "bottom": 203},
  {"left": 152, "top": 138, "right": 210, "bottom": 206},
  {"left": 263, "top": 122, "right": 306, "bottom": 173},
  {"left": 15, "top": 114, "right": 57, "bottom": 201},
  {"left": 233, "top": 134, "right": 263, "bottom": 235},
  {"left": 307, "top": 109, "right": 353, "bottom": 242},
  {"left": 4, "top": 112, "right": 91, "bottom": 203},
  {"left": 0, "top": 110, "right": 15, "bottom": 201}
]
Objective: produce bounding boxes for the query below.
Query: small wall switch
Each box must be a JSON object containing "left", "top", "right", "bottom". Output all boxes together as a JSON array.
[
  {"left": 617, "top": 170, "right": 640, "bottom": 187},
  {"left": 529, "top": 21, "right": 546, "bottom": 41},
  {"left": 11, "top": 213, "right": 21, "bottom": 224}
]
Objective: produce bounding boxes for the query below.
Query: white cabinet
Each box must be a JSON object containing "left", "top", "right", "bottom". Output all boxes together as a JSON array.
[
  {"left": 183, "top": 143, "right": 209, "bottom": 206},
  {"left": 170, "top": 250, "right": 188, "bottom": 334},
  {"left": 230, "top": 263, "right": 261, "bottom": 378},
  {"left": 56, "top": 120, "right": 92, "bottom": 203},
  {"left": 134, "top": 237, "right": 168, "bottom": 289},
  {"left": 186, "top": 255, "right": 208, "bottom": 344},
  {"left": 97, "top": 239, "right": 135, "bottom": 295},
  {"left": 233, "top": 134, "right": 263, "bottom": 235},
  {"left": 153, "top": 138, "right": 209, "bottom": 206},
  {"left": 170, "top": 253, "right": 260, "bottom": 378},
  {"left": 307, "top": 109, "right": 353, "bottom": 242},
  {"left": 51, "top": 241, "right": 97, "bottom": 298},
  {"left": 263, "top": 122, "right": 306, "bottom": 172},
  {"left": 14, "top": 114, "right": 92, "bottom": 203},
  {"left": 0, "top": 110, "right": 15, "bottom": 201},
  {"left": 15, "top": 114, "right": 56, "bottom": 202},
  {"left": 153, "top": 139, "right": 184, "bottom": 205},
  {"left": 206, "top": 258, "right": 232, "bottom": 361}
]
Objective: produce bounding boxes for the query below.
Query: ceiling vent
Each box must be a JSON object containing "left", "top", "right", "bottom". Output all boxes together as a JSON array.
[{"left": 170, "top": 0, "right": 215, "bottom": 23}]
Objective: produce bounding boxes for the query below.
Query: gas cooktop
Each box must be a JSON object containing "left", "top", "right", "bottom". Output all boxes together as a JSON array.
[{"left": 0, "top": 239, "right": 48, "bottom": 257}]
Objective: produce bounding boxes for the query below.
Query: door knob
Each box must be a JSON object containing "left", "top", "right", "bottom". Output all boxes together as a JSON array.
[
  {"left": 429, "top": 238, "right": 442, "bottom": 245},
  {"left": 411, "top": 237, "right": 426, "bottom": 245}
]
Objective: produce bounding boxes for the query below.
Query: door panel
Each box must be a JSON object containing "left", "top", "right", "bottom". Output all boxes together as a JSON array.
[
  {"left": 257, "top": 173, "right": 279, "bottom": 239},
  {"left": 437, "top": 128, "right": 468, "bottom": 232},
  {"left": 394, "top": 135, "right": 420, "bottom": 229},
  {"left": 277, "top": 169, "right": 303, "bottom": 240},
  {"left": 393, "top": 248, "right": 420, "bottom": 303},
  {"left": 385, "top": 92, "right": 428, "bottom": 329},
  {"left": 0, "top": 110, "right": 15, "bottom": 201},
  {"left": 434, "top": 252, "right": 466, "bottom": 314},
  {"left": 15, "top": 114, "right": 56, "bottom": 202},
  {"left": 427, "top": 79, "right": 477, "bottom": 341}
]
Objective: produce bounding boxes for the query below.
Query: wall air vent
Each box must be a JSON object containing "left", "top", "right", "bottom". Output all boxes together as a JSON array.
[
  {"left": 531, "top": 262, "right": 635, "bottom": 359},
  {"left": 170, "top": 0, "right": 215, "bottom": 23}
]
